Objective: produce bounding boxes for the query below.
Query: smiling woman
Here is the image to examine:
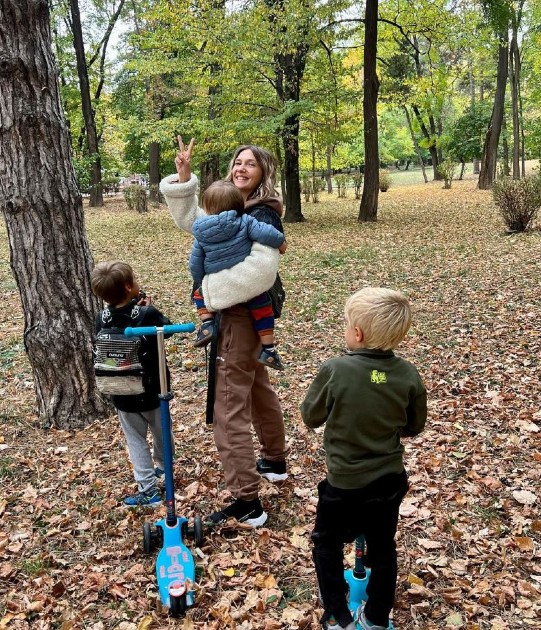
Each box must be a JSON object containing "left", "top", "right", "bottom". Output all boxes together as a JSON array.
[{"left": 159, "top": 137, "right": 289, "bottom": 528}]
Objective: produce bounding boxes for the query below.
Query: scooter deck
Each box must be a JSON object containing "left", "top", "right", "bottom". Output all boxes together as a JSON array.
[{"left": 155, "top": 516, "right": 196, "bottom": 608}]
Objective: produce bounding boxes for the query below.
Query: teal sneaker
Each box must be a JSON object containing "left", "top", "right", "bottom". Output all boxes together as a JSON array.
[{"left": 123, "top": 490, "right": 162, "bottom": 508}]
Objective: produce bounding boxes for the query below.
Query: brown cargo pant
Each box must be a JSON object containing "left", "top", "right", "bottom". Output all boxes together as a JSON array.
[{"left": 213, "top": 305, "right": 288, "bottom": 500}]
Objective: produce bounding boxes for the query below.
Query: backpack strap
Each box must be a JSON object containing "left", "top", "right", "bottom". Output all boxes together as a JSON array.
[{"left": 101, "top": 302, "right": 148, "bottom": 329}]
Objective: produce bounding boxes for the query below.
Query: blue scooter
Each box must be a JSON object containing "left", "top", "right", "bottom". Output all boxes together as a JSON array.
[
  {"left": 344, "top": 536, "right": 395, "bottom": 629},
  {"left": 125, "top": 323, "right": 203, "bottom": 617}
]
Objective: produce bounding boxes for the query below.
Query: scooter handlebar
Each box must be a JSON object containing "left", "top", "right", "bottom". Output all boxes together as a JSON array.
[{"left": 124, "top": 323, "right": 195, "bottom": 337}]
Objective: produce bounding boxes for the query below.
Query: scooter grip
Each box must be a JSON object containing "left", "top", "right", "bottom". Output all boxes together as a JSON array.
[{"left": 125, "top": 323, "right": 195, "bottom": 336}]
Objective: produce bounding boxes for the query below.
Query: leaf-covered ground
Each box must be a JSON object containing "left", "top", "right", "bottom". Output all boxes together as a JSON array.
[{"left": 1, "top": 179, "right": 540, "bottom": 630}]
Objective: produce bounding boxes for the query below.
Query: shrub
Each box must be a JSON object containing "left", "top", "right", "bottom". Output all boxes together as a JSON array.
[
  {"left": 492, "top": 176, "right": 541, "bottom": 232},
  {"left": 123, "top": 184, "right": 148, "bottom": 213},
  {"left": 335, "top": 174, "right": 348, "bottom": 198},
  {"left": 379, "top": 170, "right": 391, "bottom": 192},
  {"left": 438, "top": 159, "right": 457, "bottom": 189},
  {"left": 301, "top": 175, "right": 312, "bottom": 202},
  {"left": 352, "top": 174, "right": 364, "bottom": 199}
]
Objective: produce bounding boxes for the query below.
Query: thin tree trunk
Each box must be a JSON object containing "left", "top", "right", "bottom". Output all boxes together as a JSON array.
[
  {"left": 479, "top": 32, "right": 509, "bottom": 189},
  {"left": 358, "top": 0, "right": 379, "bottom": 222},
  {"left": 148, "top": 141, "right": 161, "bottom": 204},
  {"left": 403, "top": 105, "right": 428, "bottom": 183},
  {"left": 326, "top": 144, "right": 333, "bottom": 193},
  {"left": 509, "top": 27, "right": 520, "bottom": 179},
  {"left": 282, "top": 114, "right": 305, "bottom": 222},
  {"left": 69, "top": 0, "right": 103, "bottom": 206},
  {"left": 0, "top": 0, "right": 108, "bottom": 429}
]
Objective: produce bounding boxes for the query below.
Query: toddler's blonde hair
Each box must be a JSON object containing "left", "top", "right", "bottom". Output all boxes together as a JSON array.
[{"left": 345, "top": 287, "right": 412, "bottom": 350}]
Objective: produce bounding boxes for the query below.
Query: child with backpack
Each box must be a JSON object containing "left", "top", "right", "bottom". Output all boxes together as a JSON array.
[
  {"left": 91, "top": 261, "right": 172, "bottom": 507},
  {"left": 189, "top": 180, "right": 287, "bottom": 370},
  {"left": 300, "top": 287, "right": 427, "bottom": 630}
]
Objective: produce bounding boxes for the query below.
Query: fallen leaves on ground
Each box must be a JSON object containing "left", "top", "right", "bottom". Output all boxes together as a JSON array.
[{"left": 1, "top": 179, "right": 540, "bottom": 628}]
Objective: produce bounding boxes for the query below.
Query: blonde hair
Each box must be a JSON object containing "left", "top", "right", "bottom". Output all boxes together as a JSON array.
[
  {"left": 202, "top": 181, "right": 245, "bottom": 216},
  {"left": 90, "top": 261, "right": 134, "bottom": 306},
  {"left": 345, "top": 287, "right": 412, "bottom": 350},
  {"left": 225, "top": 145, "right": 279, "bottom": 200}
]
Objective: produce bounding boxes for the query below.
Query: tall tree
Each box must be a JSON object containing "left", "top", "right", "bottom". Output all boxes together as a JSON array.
[
  {"left": 478, "top": 0, "right": 511, "bottom": 189},
  {"left": 358, "top": 0, "right": 380, "bottom": 221},
  {"left": 0, "top": 0, "right": 108, "bottom": 428},
  {"left": 69, "top": 0, "right": 104, "bottom": 206}
]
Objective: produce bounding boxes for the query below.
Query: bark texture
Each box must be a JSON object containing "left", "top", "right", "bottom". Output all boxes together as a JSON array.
[
  {"left": 478, "top": 33, "right": 509, "bottom": 190},
  {"left": 358, "top": 0, "right": 380, "bottom": 222},
  {"left": 0, "top": 0, "right": 108, "bottom": 428}
]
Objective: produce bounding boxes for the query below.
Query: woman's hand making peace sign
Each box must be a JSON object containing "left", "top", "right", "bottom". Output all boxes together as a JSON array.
[{"left": 175, "top": 136, "right": 195, "bottom": 183}]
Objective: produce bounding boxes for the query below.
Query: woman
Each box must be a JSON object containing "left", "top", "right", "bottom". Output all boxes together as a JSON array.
[{"left": 160, "top": 137, "right": 289, "bottom": 527}]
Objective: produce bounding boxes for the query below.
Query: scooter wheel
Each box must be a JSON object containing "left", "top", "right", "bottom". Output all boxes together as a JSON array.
[
  {"left": 193, "top": 515, "right": 204, "bottom": 547},
  {"left": 169, "top": 593, "right": 186, "bottom": 617},
  {"left": 143, "top": 522, "right": 153, "bottom": 554},
  {"left": 143, "top": 523, "right": 163, "bottom": 554}
]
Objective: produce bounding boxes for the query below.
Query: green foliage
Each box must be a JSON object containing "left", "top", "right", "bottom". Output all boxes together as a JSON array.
[
  {"left": 444, "top": 104, "right": 492, "bottom": 163},
  {"left": 123, "top": 184, "right": 148, "bottom": 213},
  {"left": 379, "top": 170, "right": 391, "bottom": 192},
  {"left": 492, "top": 176, "right": 541, "bottom": 232},
  {"left": 73, "top": 155, "right": 94, "bottom": 194},
  {"left": 438, "top": 159, "right": 458, "bottom": 189}
]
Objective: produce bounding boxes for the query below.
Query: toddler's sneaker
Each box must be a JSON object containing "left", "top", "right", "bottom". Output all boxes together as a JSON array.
[
  {"left": 256, "top": 458, "right": 288, "bottom": 482},
  {"left": 123, "top": 489, "right": 162, "bottom": 508},
  {"left": 356, "top": 604, "right": 393, "bottom": 630},
  {"left": 155, "top": 467, "right": 164, "bottom": 478},
  {"left": 258, "top": 347, "right": 285, "bottom": 370},
  {"left": 194, "top": 319, "right": 214, "bottom": 347},
  {"left": 206, "top": 497, "right": 267, "bottom": 528}
]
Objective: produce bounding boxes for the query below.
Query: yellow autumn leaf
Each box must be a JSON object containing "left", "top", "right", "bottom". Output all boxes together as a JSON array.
[
  {"left": 137, "top": 616, "right": 154, "bottom": 630},
  {"left": 222, "top": 567, "right": 235, "bottom": 577}
]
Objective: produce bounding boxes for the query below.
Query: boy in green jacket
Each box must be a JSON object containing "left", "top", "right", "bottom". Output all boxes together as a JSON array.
[{"left": 300, "top": 287, "right": 427, "bottom": 630}]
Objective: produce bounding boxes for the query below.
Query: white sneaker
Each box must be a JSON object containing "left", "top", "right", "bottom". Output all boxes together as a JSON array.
[{"left": 356, "top": 604, "right": 392, "bottom": 630}]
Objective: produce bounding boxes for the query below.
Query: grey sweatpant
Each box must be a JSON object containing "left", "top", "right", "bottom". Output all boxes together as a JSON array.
[{"left": 117, "top": 407, "right": 173, "bottom": 495}]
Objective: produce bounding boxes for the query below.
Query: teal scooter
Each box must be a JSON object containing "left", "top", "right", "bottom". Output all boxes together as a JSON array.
[
  {"left": 125, "top": 323, "right": 203, "bottom": 617},
  {"left": 344, "top": 536, "right": 395, "bottom": 629}
]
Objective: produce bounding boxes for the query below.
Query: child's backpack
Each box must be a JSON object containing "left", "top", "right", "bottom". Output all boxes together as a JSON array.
[{"left": 94, "top": 304, "right": 149, "bottom": 396}]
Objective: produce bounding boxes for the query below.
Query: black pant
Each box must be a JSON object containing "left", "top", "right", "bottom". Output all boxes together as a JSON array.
[{"left": 311, "top": 471, "right": 409, "bottom": 627}]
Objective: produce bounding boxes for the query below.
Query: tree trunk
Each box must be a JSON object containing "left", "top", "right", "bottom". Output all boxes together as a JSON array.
[
  {"left": 509, "top": 25, "right": 520, "bottom": 179},
  {"left": 200, "top": 155, "right": 220, "bottom": 194},
  {"left": 403, "top": 105, "right": 428, "bottom": 183},
  {"left": 0, "top": 0, "right": 108, "bottom": 429},
  {"left": 412, "top": 105, "right": 440, "bottom": 180},
  {"left": 358, "top": 0, "right": 379, "bottom": 222},
  {"left": 148, "top": 141, "right": 161, "bottom": 204},
  {"left": 479, "top": 32, "right": 509, "bottom": 190},
  {"left": 274, "top": 136, "right": 286, "bottom": 201},
  {"left": 326, "top": 145, "right": 333, "bottom": 193},
  {"left": 282, "top": 114, "right": 304, "bottom": 222},
  {"left": 69, "top": 0, "right": 103, "bottom": 206},
  {"left": 266, "top": 0, "right": 307, "bottom": 222}
]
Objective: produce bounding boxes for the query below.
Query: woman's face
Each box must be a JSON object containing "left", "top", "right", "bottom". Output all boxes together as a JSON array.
[{"left": 231, "top": 149, "right": 263, "bottom": 199}]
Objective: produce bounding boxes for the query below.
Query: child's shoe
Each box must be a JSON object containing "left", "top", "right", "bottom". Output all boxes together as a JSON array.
[
  {"left": 194, "top": 319, "right": 214, "bottom": 347},
  {"left": 322, "top": 616, "right": 355, "bottom": 630},
  {"left": 356, "top": 604, "right": 393, "bottom": 630},
  {"left": 123, "top": 489, "right": 162, "bottom": 508},
  {"left": 258, "top": 347, "right": 285, "bottom": 370}
]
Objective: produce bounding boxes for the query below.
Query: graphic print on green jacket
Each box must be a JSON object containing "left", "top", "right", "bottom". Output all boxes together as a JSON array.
[{"left": 300, "top": 348, "right": 427, "bottom": 490}]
